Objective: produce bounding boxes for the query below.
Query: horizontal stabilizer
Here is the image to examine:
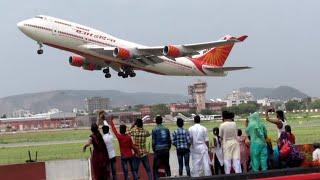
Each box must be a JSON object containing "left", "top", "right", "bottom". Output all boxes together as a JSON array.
[{"left": 203, "top": 65, "right": 252, "bottom": 72}]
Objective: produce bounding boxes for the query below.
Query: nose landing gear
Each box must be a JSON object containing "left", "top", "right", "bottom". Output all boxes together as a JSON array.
[{"left": 37, "top": 42, "right": 43, "bottom": 55}]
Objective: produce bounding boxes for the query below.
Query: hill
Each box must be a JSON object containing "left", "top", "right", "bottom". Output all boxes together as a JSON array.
[
  {"left": 0, "top": 90, "right": 187, "bottom": 115},
  {"left": 240, "top": 86, "right": 309, "bottom": 100}
]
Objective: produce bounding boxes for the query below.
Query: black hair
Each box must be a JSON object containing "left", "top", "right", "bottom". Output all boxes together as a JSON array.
[
  {"left": 276, "top": 110, "right": 285, "bottom": 122},
  {"left": 119, "top": 124, "right": 127, "bottom": 134},
  {"left": 155, "top": 116, "right": 163, "bottom": 124},
  {"left": 285, "top": 125, "right": 291, "bottom": 134},
  {"left": 176, "top": 118, "right": 184, "bottom": 127},
  {"left": 194, "top": 115, "right": 200, "bottom": 123},
  {"left": 102, "top": 125, "right": 109, "bottom": 134},
  {"left": 238, "top": 129, "right": 242, "bottom": 136},
  {"left": 91, "top": 123, "right": 99, "bottom": 134},
  {"left": 222, "top": 111, "right": 234, "bottom": 120},
  {"left": 136, "top": 118, "right": 143, "bottom": 128},
  {"left": 213, "top": 127, "right": 219, "bottom": 136},
  {"left": 314, "top": 143, "right": 320, "bottom": 149}
]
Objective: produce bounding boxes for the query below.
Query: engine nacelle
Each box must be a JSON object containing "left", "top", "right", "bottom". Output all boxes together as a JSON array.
[
  {"left": 113, "top": 47, "right": 135, "bottom": 60},
  {"left": 163, "top": 45, "right": 195, "bottom": 58},
  {"left": 69, "top": 56, "right": 85, "bottom": 67}
]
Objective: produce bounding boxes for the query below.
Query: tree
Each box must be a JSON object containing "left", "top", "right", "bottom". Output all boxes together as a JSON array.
[
  {"left": 150, "top": 104, "right": 170, "bottom": 117},
  {"left": 222, "top": 102, "right": 259, "bottom": 115},
  {"left": 285, "top": 100, "right": 305, "bottom": 111},
  {"left": 310, "top": 100, "right": 320, "bottom": 109}
]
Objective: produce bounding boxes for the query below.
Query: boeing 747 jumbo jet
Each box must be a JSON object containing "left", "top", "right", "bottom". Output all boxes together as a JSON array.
[{"left": 17, "top": 15, "right": 250, "bottom": 78}]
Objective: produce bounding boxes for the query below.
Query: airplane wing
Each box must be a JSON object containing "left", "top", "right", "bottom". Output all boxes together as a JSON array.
[
  {"left": 136, "top": 35, "right": 247, "bottom": 57},
  {"left": 203, "top": 65, "right": 252, "bottom": 72},
  {"left": 80, "top": 44, "right": 114, "bottom": 56},
  {"left": 79, "top": 44, "right": 166, "bottom": 66}
]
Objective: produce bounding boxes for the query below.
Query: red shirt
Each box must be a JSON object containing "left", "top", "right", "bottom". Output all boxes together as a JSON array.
[
  {"left": 110, "top": 121, "right": 134, "bottom": 157},
  {"left": 287, "top": 133, "right": 296, "bottom": 144}
]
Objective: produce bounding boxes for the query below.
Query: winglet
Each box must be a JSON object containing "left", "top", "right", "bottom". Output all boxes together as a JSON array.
[{"left": 237, "top": 35, "right": 248, "bottom": 42}]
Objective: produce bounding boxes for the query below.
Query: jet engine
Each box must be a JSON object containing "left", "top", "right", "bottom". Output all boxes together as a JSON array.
[
  {"left": 113, "top": 47, "right": 135, "bottom": 60},
  {"left": 69, "top": 56, "right": 85, "bottom": 67},
  {"left": 163, "top": 45, "right": 192, "bottom": 58}
]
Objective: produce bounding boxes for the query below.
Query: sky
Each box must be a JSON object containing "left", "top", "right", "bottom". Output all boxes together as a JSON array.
[{"left": 0, "top": 0, "right": 319, "bottom": 99}]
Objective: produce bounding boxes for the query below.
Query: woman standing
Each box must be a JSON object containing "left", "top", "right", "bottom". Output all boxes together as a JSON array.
[
  {"left": 246, "top": 112, "right": 268, "bottom": 172},
  {"left": 83, "top": 123, "right": 110, "bottom": 180}
]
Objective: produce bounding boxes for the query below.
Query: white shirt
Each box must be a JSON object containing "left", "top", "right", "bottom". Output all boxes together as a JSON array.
[
  {"left": 313, "top": 148, "right": 320, "bottom": 161},
  {"left": 103, "top": 133, "right": 116, "bottom": 159},
  {"left": 219, "top": 121, "right": 237, "bottom": 144},
  {"left": 189, "top": 123, "right": 209, "bottom": 152},
  {"left": 277, "top": 119, "right": 287, "bottom": 138}
]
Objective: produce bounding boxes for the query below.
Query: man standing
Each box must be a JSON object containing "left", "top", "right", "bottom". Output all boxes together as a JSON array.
[
  {"left": 219, "top": 111, "right": 242, "bottom": 174},
  {"left": 172, "top": 118, "right": 191, "bottom": 176},
  {"left": 102, "top": 124, "right": 117, "bottom": 180},
  {"left": 109, "top": 119, "right": 138, "bottom": 180},
  {"left": 128, "top": 118, "right": 153, "bottom": 180},
  {"left": 188, "top": 115, "right": 212, "bottom": 177},
  {"left": 152, "top": 115, "right": 171, "bottom": 179}
]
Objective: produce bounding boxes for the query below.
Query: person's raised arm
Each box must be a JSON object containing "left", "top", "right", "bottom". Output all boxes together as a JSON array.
[
  {"left": 265, "top": 111, "right": 282, "bottom": 127},
  {"left": 109, "top": 118, "right": 120, "bottom": 139}
]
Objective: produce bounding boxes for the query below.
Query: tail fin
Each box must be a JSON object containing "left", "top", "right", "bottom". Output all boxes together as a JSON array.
[{"left": 193, "top": 35, "right": 247, "bottom": 67}]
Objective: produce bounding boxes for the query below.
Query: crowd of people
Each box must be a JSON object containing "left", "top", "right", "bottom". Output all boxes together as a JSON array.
[{"left": 83, "top": 109, "right": 320, "bottom": 180}]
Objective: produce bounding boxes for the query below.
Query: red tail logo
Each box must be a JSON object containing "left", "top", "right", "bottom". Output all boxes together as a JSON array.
[{"left": 192, "top": 35, "right": 247, "bottom": 67}]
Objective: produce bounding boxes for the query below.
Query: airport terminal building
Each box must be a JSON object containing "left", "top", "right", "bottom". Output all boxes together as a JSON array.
[{"left": 0, "top": 111, "right": 76, "bottom": 132}]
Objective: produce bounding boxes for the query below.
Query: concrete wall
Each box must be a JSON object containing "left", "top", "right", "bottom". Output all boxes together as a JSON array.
[{"left": 45, "top": 159, "right": 90, "bottom": 180}]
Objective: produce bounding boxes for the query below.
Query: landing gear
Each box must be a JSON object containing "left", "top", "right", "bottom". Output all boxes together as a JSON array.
[
  {"left": 37, "top": 42, "right": 43, "bottom": 55},
  {"left": 118, "top": 67, "right": 136, "bottom": 78},
  {"left": 103, "top": 67, "right": 111, "bottom": 78}
]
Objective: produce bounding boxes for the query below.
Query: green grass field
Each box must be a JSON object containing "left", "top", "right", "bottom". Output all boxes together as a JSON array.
[{"left": 1, "top": 113, "right": 320, "bottom": 165}]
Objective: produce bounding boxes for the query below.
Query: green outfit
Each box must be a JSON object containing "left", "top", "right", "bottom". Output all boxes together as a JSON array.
[{"left": 246, "top": 112, "right": 268, "bottom": 172}]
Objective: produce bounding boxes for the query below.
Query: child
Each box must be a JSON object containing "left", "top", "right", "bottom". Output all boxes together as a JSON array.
[
  {"left": 285, "top": 125, "right": 295, "bottom": 144},
  {"left": 237, "top": 129, "right": 250, "bottom": 173},
  {"left": 212, "top": 127, "right": 224, "bottom": 175},
  {"left": 313, "top": 143, "right": 320, "bottom": 162}
]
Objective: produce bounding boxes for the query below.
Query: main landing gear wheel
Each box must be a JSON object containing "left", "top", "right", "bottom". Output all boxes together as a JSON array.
[
  {"left": 129, "top": 72, "right": 136, "bottom": 77},
  {"left": 105, "top": 73, "right": 111, "bottom": 78}
]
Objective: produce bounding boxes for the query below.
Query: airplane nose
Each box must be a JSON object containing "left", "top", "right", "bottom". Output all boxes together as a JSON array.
[{"left": 17, "top": 21, "right": 25, "bottom": 31}]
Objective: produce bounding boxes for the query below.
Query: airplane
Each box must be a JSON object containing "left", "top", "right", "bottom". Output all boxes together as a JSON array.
[{"left": 17, "top": 15, "right": 251, "bottom": 79}]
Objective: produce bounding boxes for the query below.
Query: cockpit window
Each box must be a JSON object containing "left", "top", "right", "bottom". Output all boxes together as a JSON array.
[{"left": 35, "top": 16, "right": 44, "bottom": 19}]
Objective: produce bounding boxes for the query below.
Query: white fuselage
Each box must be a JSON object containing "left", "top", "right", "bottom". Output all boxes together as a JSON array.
[{"left": 17, "top": 15, "right": 226, "bottom": 76}]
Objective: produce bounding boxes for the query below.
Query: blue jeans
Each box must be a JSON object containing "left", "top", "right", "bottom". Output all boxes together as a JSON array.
[
  {"left": 177, "top": 148, "right": 190, "bottom": 176},
  {"left": 135, "top": 155, "right": 152, "bottom": 180},
  {"left": 121, "top": 156, "right": 138, "bottom": 180}
]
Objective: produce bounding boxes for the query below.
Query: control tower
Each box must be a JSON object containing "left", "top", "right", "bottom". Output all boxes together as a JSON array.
[{"left": 188, "top": 81, "right": 207, "bottom": 113}]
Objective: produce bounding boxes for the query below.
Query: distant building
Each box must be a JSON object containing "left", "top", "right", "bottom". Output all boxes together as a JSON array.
[
  {"left": 170, "top": 103, "right": 196, "bottom": 114},
  {"left": 12, "top": 109, "right": 33, "bottom": 118},
  {"left": 85, "top": 97, "right": 110, "bottom": 114},
  {"left": 188, "top": 81, "right": 207, "bottom": 113},
  {"left": 224, "top": 90, "right": 254, "bottom": 107},
  {"left": 106, "top": 111, "right": 142, "bottom": 124},
  {"left": 140, "top": 106, "right": 151, "bottom": 116},
  {"left": 205, "top": 102, "right": 227, "bottom": 112},
  {"left": 0, "top": 111, "right": 76, "bottom": 132}
]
